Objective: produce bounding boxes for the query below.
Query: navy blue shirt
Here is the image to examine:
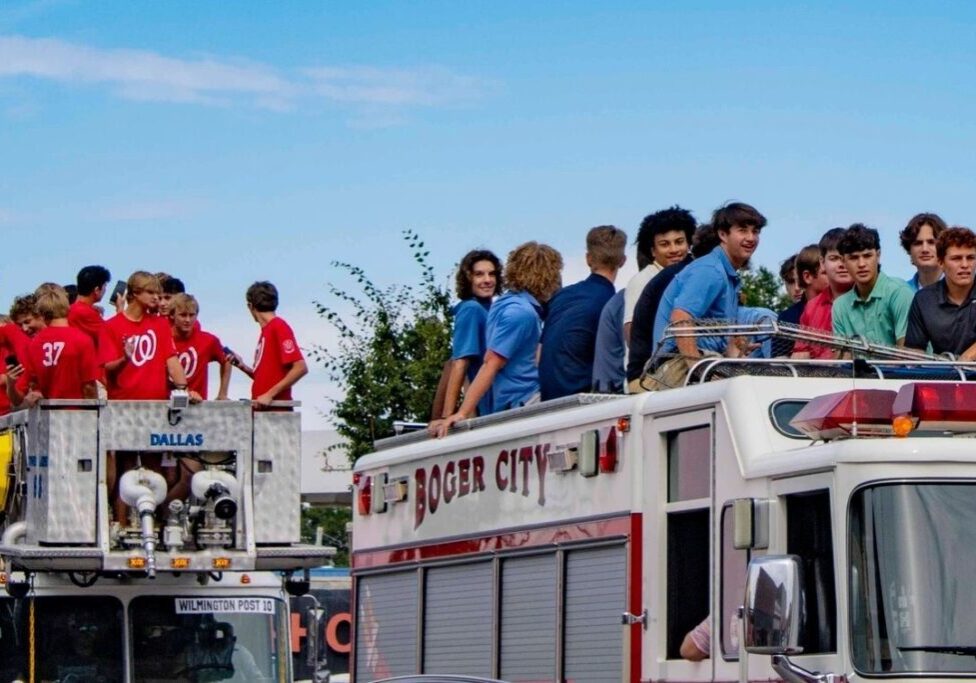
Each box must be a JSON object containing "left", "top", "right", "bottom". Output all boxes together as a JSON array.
[
  {"left": 592, "top": 290, "right": 626, "bottom": 393},
  {"left": 627, "top": 255, "right": 692, "bottom": 382},
  {"left": 774, "top": 298, "right": 805, "bottom": 357},
  {"left": 539, "top": 273, "right": 616, "bottom": 400}
]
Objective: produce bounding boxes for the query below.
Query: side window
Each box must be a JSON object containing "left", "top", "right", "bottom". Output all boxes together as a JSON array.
[
  {"left": 666, "top": 425, "right": 711, "bottom": 659},
  {"left": 720, "top": 503, "right": 748, "bottom": 659},
  {"left": 786, "top": 490, "right": 837, "bottom": 654}
]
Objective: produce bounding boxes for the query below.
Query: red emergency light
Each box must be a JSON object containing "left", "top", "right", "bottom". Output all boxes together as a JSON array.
[
  {"left": 891, "top": 382, "right": 976, "bottom": 434},
  {"left": 789, "top": 389, "right": 897, "bottom": 440},
  {"left": 354, "top": 472, "right": 372, "bottom": 516}
]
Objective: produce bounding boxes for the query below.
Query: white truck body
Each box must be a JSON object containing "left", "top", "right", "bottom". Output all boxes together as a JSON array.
[{"left": 351, "top": 370, "right": 976, "bottom": 683}]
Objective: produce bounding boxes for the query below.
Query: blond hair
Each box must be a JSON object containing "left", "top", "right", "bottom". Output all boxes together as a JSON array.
[
  {"left": 505, "top": 242, "right": 563, "bottom": 303},
  {"left": 125, "top": 271, "right": 161, "bottom": 302},
  {"left": 34, "top": 288, "right": 70, "bottom": 322},
  {"left": 169, "top": 293, "right": 199, "bottom": 316},
  {"left": 586, "top": 225, "right": 627, "bottom": 270}
]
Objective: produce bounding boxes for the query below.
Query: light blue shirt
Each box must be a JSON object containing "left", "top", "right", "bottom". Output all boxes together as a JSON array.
[
  {"left": 486, "top": 290, "right": 542, "bottom": 412},
  {"left": 451, "top": 298, "right": 492, "bottom": 415},
  {"left": 653, "top": 247, "right": 741, "bottom": 354},
  {"left": 591, "top": 290, "right": 626, "bottom": 392}
]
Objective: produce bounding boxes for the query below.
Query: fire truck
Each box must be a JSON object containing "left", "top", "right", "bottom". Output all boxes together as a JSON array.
[
  {"left": 0, "top": 397, "right": 335, "bottom": 682},
  {"left": 350, "top": 323, "right": 976, "bottom": 683}
]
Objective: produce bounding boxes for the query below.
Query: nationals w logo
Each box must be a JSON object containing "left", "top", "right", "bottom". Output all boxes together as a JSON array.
[
  {"left": 128, "top": 330, "right": 158, "bottom": 367},
  {"left": 178, "top": 346, "right": 199, "bottom": 378}
]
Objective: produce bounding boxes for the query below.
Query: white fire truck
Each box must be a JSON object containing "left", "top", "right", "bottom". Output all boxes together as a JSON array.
[
  {"left": 0, "top": 397, "right": 335, "bottom": 682},
  {"left": 350, "top": 326, "right": 976, "bottom": 683}
]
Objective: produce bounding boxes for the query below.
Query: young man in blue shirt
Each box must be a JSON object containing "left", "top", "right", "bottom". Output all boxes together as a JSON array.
[
  {"left": 539, "top": 225, "right": 627, "bottom": 400},
  {"left": 434, "top": 242, "right": 563, "bottom": 437},
  {"left": 653, "top": 202, "right": 767, "bottom": 364},
  {"left": 428, "top": 250, "right": 502, "bottom": 433}
]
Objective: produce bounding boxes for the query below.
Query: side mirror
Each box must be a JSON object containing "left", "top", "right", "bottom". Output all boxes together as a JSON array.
[
  {"left": 743, "top": 555, "right": 803, "bottom": 655},
  {"left": 733, "top": 498, "right": 770, "bottom": 549}
]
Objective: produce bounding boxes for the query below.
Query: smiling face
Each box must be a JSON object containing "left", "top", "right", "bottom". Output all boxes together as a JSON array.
[
  {"left": 941, "top": 245, "right": 976, "bottom": 291},
  {"left": 719, "top": 224, "right": 761, "bottom": 269},
  {"left": 651, "top": 230, "right": 690, "bottom": 268},
  {"left": 468, "top": 259, "right": 498, "bottom": 300},
  {"left": 910, "top": 223, "right": 940, "bottom": 271}
]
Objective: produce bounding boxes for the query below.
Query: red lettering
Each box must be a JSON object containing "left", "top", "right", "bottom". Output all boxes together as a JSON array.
[
  {"left": 473, "top": 455, "right": 485, "bottom": 491},
  {"left": 510, "top": 446, "right": 518, "bottom": 492},
  {"left": 443, "top": 461, "right": 456, "bottom": 503},
  {"left": 326, "top": 612, "right": 352, "bottom": 654},
  {"left": 495, "top": 450, "right": 509, "bottom": 490},
  {"left": 414, "top": 468, "right": 426, "bottom": 529},
  {"left": 429, "top": 464, "right": 441, "bottom": 514},
  {"left": 290, "top": 611, "right": 307, "bottom": 653},
  {"left": 518, "top": 446, "right": 534, "bottom": 497},
  {"left": 458, "top": 458, "right": 471, "bottom": 497},
  {"left": 535, "top": 444, "right": 548, "bottom": 506}
]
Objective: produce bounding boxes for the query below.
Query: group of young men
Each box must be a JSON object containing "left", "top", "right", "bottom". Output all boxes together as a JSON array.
[
  {"left": 429, "top": 204, "right": 976, "bottom": 436},
  {"left": 0, "top": 267, "right": 308, "bottom": 414}
]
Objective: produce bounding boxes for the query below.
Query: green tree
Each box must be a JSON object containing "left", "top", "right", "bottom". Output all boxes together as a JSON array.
[
  {"left": 740, "top": 266, "right": 792, "bottom": 311},
  {"left": 310, "top": 229, "right": 453, "bottom": 462},
  {"left": 301, "top": 505, "right": 351, "bottom": 566}
]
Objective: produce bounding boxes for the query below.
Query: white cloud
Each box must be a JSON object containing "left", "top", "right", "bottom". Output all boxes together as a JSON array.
[{"left": 0, "top": 34, "right": 490, "bottom": 112}]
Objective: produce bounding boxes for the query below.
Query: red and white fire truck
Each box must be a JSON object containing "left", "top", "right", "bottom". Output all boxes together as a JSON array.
[{"left": 351, "top": 343, "right": 976, "bottom": 682}]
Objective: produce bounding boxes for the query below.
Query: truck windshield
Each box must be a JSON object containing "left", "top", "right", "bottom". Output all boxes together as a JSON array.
[
  {"left": 0, "top": 595, "right": 124, "bottom": 682},
  {"left": 850, "top": 483, "right": 976, "bottom": 674},
  {"left": 130, "top": 594, "right": 288, "bottom": 682}
]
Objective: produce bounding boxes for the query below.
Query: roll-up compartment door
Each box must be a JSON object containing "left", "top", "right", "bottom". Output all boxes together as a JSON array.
[
  {"left": 500, "top": 554, "right": 557, "bottom": 682},
  {"left": 564, "top": 544, "right": 627, "bottom": 682},
  {"left": 423, "top": 561, "right": 493, "bottom": 676},
  {"left": 355, "top": 571, "right": 418, "bottom": 680}
]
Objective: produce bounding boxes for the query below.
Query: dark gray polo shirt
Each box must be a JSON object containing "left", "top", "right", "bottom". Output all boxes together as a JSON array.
[{"left": 905, "top": 280, "right": 976, "bottom": 355}]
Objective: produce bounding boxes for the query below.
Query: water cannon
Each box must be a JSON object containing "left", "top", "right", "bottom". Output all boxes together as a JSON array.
[
  {"left": 191, "top": 469, "right": 241, "bottom": 520},
  {"left": 119, "top": 468, "right": 168, "bottom": 578}
]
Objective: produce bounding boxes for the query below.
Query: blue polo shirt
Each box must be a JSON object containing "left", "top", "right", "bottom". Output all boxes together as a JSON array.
[
  {"left": 653, "top": 247, "right": 740, "bottom": 354},
  {"left": 451, "top": 297, "right": 492, "bottom": 415},
  {"left": 539, "top": 273, "right": 616, "bottom": 400},
  {"left": 486, "top": 290, "right": 543, "bottom": 412},
  {"left": 592, "top": 290, "right": 626, "bottom": 393}
]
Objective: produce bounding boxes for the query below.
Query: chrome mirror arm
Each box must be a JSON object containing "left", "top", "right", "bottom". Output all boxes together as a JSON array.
[{"left": 772, "top": 654, "right": 847, "bottom": 683}]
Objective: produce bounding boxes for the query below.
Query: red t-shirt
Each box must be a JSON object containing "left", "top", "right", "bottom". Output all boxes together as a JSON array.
[
  {"left": 99, "top": 313, "right": 177, "bottom": 400},
  {"left": 794, "top": 289, "right": 837, "bottom": 359},
  {"left": 0, "top": 322, "right": 30, "bottom": 362},
  {"left": 0, "top": 323, "right": 30, "bottom": 415},
  {"left": 252, "top": 317, "right": 303, "bottom": 400},
  {"left": 17, "top": 325, "right": 99, "bottom": 399},
  {"left": 174, "top": 327, "right": 226, "bottom": 400},
  {"left": 67, "top": 300, "right": 105, "bottom": 350}
]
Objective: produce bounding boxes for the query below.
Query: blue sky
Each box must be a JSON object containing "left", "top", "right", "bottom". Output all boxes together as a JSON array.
[{"left": 2, "top": 1, "right": 976, "bottom": 426}]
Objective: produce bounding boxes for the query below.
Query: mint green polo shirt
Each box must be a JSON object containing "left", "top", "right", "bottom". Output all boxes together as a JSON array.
[{"left": 832, "top": 271, "right": 914, "bottom": 345}]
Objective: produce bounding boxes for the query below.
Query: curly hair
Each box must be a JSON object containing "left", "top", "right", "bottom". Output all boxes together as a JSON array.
[
  {"left": 455, "top": 249, "right": 503, "bottom": 300},
  {"left": 505, "top": 242, "right": 563, "bottom": 303},
  {"left": 937, "top": 226, "right": 976, "bottom": 261},
  {"left": 900, "top": 213, "right": 947, "bottom": 253},
  {"left": 636, "top": 206, "right": 696, "bottom": 261},
  {"left": 9, "top": 294, "right": 37, "bottom": 321}
]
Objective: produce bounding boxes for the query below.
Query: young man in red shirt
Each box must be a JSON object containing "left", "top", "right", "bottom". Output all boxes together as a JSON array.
[
  {"left": 68, "top": 265, "right": 119, "bottom": 350},
  {"left": 7, "top": 287, "right": 99, "bottom": 407},
  {"left": 228, "top": 281, "right": 307, "bottom": 408},
  {"left": 99, "top": 271, "right": 197, "bottom": 401},
  {"left": 170, "top": 293, "right": 232, "bottom": 400}
]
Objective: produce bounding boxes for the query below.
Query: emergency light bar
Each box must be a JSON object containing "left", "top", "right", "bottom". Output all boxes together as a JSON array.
[
  {"left": 891, "top": 382, "right": 976, "bottom": 434},
  {"left": 789, "top": 389, "right": 897, "bottom": 440}
]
